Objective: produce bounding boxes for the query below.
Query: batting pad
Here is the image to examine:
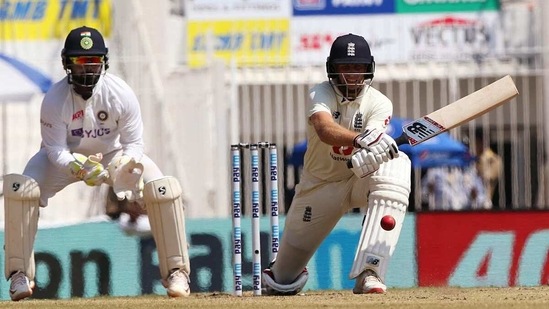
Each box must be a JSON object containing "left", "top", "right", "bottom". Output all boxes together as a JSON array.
[
  {"left": 3, "top": 174, "right": 40, "bottom": 280},
  {"left": 349, "top": 154, "right": 411, "bottom": 280},
  {"left": 143, "top": 176, "right": 190, "bottom": 279}
]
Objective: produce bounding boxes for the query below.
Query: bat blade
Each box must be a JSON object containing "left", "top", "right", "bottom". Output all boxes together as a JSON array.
[{"left": 398, "top": 75, "right": 519, "bottom": 146}]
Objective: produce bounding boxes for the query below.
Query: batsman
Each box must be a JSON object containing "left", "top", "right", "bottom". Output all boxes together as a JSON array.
[
  {"left": 2, "top": 26, "right": 190, "bottom": 301},
  {"left": 262, "top": 33, "right": 411, "bottom": 295}
]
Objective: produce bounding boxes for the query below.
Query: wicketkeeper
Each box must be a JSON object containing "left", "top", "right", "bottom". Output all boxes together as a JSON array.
[
  {"left": 262, "top": 33, "right": 411, "bottom": 295},
  {"left": 3, "top": 26, "right": 191, "bottom": 301}
]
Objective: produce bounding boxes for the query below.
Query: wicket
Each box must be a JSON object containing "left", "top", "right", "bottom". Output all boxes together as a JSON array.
[{"left": 231, "top": 142, "right": 280, "bottom": 296}]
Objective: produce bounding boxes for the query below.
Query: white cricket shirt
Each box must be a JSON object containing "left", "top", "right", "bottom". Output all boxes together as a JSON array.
[
  {"left": 39, "top": 73, "right": 144, "bottom": 169},
  {"left": 304, "top": 81, "right": 393, "bottom": 182}
]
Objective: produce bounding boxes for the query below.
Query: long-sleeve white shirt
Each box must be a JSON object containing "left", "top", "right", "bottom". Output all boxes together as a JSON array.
[{"left": 39, "top": 73, "right": 144, "bottom": 170}]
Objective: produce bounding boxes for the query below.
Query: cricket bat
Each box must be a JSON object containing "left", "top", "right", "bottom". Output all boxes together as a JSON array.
[{"left": 394, "top": 75, "right": 519, "bottom": 146}]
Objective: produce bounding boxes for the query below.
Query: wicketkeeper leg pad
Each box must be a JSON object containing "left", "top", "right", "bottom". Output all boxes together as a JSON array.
[
  {"left": 349, "top": 153, "right": 411, "bottom": 281},
  {"left": 143, "top": 176, "right": 190, "bottom": 279},
  {"left": 3, "top": 174, "right": 40, "bottom": 281}
]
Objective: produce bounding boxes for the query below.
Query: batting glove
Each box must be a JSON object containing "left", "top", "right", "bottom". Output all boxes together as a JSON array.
[
  {"left": 353, "top": 127, "right": 399, "bottom": 161},
  {"left": 107, "top": 155, "right": 145, "bottom": 202},
  {"left": 349, "top": 149, "right": 381, "bottom": 178},
  {"left": 69, "top": 153, "right": 109, "bottom": 186}
]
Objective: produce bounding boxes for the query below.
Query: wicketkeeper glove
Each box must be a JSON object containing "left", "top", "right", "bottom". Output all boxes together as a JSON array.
[
  {"left": 107, "top": 155, "right": 144, "bottom": 202},
  {"left": 348, "top": 149, "right": 381, "bottom": 178},
  {"left": 69, "top": 153, "right": 109, "bottom": 186},
  {"left": 353, "top": 127, "right": 399, "bottom": 161}
]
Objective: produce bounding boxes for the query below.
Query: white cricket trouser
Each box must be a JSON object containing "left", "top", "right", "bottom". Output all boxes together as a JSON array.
[
  {"left": 272, "top": 154, "right": 410, "bottom": 284},
  {"left": 271, "top": 170, "right": 371, "bottom": 283}
]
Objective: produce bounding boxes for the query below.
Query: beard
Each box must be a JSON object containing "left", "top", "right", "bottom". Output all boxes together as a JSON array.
[
  {"left": 336, "top": 84, "right": 364, "bottom": 101},
  {"left": 335, "top": 74, "right": 366, "bottom": 101},
  {"left": 71, "top": 73, "right": 101, "bottom": 87}
]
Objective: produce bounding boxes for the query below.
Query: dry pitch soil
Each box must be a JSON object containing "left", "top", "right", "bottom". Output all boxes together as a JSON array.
[{"left": 1, "top": 287, "right": 549, "bottom": 308}]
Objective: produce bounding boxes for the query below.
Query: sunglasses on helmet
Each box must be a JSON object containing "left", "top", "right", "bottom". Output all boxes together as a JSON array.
[{"left": 69, "top": 56, "right": 104, "bottom": 64}]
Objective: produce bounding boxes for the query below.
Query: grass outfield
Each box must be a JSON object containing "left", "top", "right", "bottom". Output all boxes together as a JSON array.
[{"left": 2, "top": 287, "right": 549, "bottom": 309}]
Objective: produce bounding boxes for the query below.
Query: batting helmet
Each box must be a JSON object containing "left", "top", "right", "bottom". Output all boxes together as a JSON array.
[{"left": 326, "top": 33, "right": 375, "bottom": 80}]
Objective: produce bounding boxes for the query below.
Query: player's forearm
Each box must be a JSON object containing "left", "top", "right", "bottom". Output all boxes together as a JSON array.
[
  {"left": 316, "top": 121, "right": 358, "bottom": 147},
  {"left": 43, "top": 145, "right": 78, "bottom": 171},
  {"left": 121, "top": 142, "right": 144, "bottom": 161}
]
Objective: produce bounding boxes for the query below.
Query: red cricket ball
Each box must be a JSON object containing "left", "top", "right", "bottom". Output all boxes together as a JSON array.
[{"left": 380, "top": 215, "right": 396, "bottom": 231}]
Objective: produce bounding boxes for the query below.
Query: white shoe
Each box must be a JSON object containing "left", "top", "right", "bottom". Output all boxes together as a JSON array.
[
  {"left": 162, "top": 269, "right": 190, "bottom": 297},
  {"left": 9, "top": 271, "right": 34, "bottom": 301},
  {"left": 262, "top": 266, "right": 309, "bottom": 296},
  {"left": 353, "top": 269, "right": 386, "bottom": 294}
]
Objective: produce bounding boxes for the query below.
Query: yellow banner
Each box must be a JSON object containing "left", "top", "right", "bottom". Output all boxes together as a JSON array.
[
  {"left": 0, "top": 0, "right": 112, "bottom": 40},
  {"left": 187, "top": 19, "right": 290, "bottom": 68}
]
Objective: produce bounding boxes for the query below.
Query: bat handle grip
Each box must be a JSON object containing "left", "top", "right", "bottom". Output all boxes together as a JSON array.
[
  {"left": 346, "top": 132, "right": 409, "bottom": 169},
  {"left": 394, "top": 132, "right": 409, "bottom": 146},
  {"left": 347, "top": 159, "right": 353, "bottom": 169}
]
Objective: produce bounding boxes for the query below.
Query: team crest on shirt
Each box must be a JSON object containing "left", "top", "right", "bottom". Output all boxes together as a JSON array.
[
  {"left": 97, "top": 111, "right": 108, "bottom": 121},
  {"left": 353, "top": 112, "right": 363, "bottom": 132}
]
